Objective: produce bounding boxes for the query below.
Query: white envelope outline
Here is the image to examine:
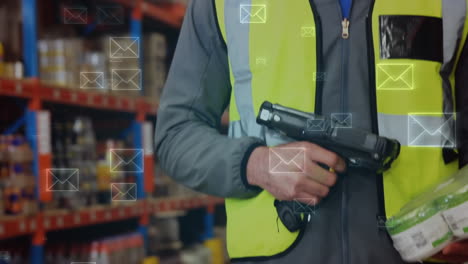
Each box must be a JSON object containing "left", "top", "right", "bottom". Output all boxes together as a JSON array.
[
  {"left": 97, "top": 6, "right": 124, "bottom": 24},
  {"left": 46, "top": 168, "right": 79, "bottom": 192},
  {"left": 269, "top": 148, "right": 305, "bottom": 173},
  {"left": 110, "top": 149, "right": 144, "bottom": 172},
  {"left": 306, "top": 118, "right": 325, "bottom": 131},
  {"left": 111, "top": 69, "right": 141, "bottom": 90},
  {"left": 63, "top": 7, "right": 87, "bottom": 24},
  {"left": 331, "top": 113, "right": 352, "bottom": 128},
  {"left": 377, "top": 64, "right": 414, "bottom": 90},
  {"left": 111, "top": 183, "right": 137, "bottom": 201},
  {"left": 301, "top": 26, "right": 315, "bottom": 37},
  {"left": 408, "top": 114, "right": 456, "bottom": 147},
  {"left": 256, "top": 57, "right": 267, "bottom": 65},
  {"left": 313, "top": 72, "right": 327, "bottom": 82},
  {"left": 293, "top": 199, "right": 316, "bottom": 214},
  {"left": 240, "top": 4, "right": 266, "bottom": 24},
  {"left": 377, "top": 216, "right": 391, "bottom": 228},
  {"left": 109, "top": 37, "right": 139, "bottom": 58},
  {"left": 80, "top": 72, "right": 104, "bottom": 89}
]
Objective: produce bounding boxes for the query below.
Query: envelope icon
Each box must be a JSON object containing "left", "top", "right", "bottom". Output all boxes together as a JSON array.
[
  {"left": 63, "top": 7, "right": 87, "bottom": 24},
  {"left": 109, "top": 37, "right": 140, "bottom": 58},
  {"left": 256, "top": 57, "right": 267, "bottom": 65},
  {"left": 80, "top": 72, "right": 104, "bottom": 89},
  {"left": 377, "top": 216, "right": 391, "bottom": 228},
  {"left": 408, "top": 114, "right": 456, "bottom": 147},
  {"left": 111, "top": 183, "right": 137, "bottom": 201},
  {"left": 97, "top": 6, "right": 124, "bottom": 25},
  {"left": 306, "top": 118, "right": 326, "bottom": 131},
  {"left": 293, "top": 199, "right": 317, "bottom": 215},
  {"left": 301, "top": 26, "right": 315, "bottom": 38},
  {"left": 240, "top": 4, "right": 267, "bottom": 24},
  {"left": 46, "top": 168, "right": 79, "bottom": 192},
  {"left": 331, "top": 113, "right": 352, "bottom": 128},
  {"left": 269, "top": 147, "right": 306, "bottom": 173},
  {"left": 111, "top": 69, "right": 141, "bottom": 90},
  {"left": 313, "top": 72, "right": 327, "bottom": 82},
  {"left": 110, "top": 149, "right": 144, "bottom": 172},
  {"left": 377, "top": 64, "right": 414, "bottom": 90}
]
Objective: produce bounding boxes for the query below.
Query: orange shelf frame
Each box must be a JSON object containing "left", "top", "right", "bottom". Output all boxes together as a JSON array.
[
  {"left": 0, "top": 79, "right": 158, "bottom": 114},
  {"left": 0, "top": 197, "right": 224, "bottom": 240},
  {"left": 107, "top": 0, "right": 186, "bottom": 28}
]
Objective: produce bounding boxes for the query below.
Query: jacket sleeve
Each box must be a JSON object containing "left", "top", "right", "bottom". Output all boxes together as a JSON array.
[
  {"left": 154, "top": 0, "right": 264, "bottom": 198},
  {"left": 455, "top": 35, "right": 468, "bottom": 167}
]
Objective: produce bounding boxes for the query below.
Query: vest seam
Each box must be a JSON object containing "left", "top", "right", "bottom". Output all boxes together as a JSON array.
[
  {"left": 212, "top": 0, "right": 228, "bottom": 52},
  {"left": 186, "top": 49, "right": 217, "bottom": 124}
]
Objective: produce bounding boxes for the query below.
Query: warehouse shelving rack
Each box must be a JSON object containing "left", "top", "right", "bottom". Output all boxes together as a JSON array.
[{"left": 0, "top": 0, "right": 222, "bottom": 263}]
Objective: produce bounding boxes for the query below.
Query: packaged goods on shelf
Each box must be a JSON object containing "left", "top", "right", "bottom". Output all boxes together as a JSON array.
[
  {"left": 38, "top": 38, "right": 84, "bottom": 87},
  {"left": 81, "top": 52, "right": 108, "bottom": 92},
  {"left": 144, "top": 59, "right": 166, "bottom": 104},
  {"left": 386, "top": 165, "right": 468, "bottom": 262},
  {"left": 51, "top": 117, "right": 97, "bottom": 210},
  {"left": 213, "top": 227, "right": 228, "bottom": 264},
  {"left": 1, "top": 62, "right": 23, "bottom": 79},
  {"left": 180, "top": 244, "right": 213, "bottom": 264},
  {"left": 0, "top": 42, "right": 4, "bottom": 76},
  {"left": 148, "top": 215, "right": 182, "bottom": 253},
  {"left": 0, "top": 135, "right": 37, "bottom": 216},
  {"left": 44, "top": 232, "right": 145, "bottom": 264},
  {"left": 0, "top": 244, "right": 29, "bottom": 263},
  {"left": 204, "top": 238, "right": 225, "bottom": 264},
  {"left": 101, "top": 35, "right": 141, "bottom": 97},
  {"left": 144, "top": 33, "right": 167, "bottom": 104},
  {"left": 0, "top": 41, "right": 24, "bottom": 79},
  {"left": 144, "top": 33, "right": 167, "bottom": 59},
  {"left": 51, "top": 115, "right": 141, "bottom": 209}
]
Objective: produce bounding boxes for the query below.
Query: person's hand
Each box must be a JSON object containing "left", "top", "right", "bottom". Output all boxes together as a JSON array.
[
  {"left": 433, "top": 239, "right": 468, "bottom": 264},
  {"left": 246, "top": 141, "right": 346, "bottom": 204}
]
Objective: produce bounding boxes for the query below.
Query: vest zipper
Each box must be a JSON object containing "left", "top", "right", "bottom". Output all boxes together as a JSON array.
[
  {"left": 342, "top": 18, "right": 350, "bottom": 39},
  {"left": 366, "top": 0, "right": 387, "bottom": 232},
  {"left": 338, "top": 2, "right": 351, "bottom": 264}
]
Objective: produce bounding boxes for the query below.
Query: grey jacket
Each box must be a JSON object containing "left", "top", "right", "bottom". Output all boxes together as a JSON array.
[{"left": 155, "top": 0, "right": 468, "bottom": 263}]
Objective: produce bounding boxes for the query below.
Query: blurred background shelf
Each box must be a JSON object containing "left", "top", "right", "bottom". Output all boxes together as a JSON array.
[{"left": 0, "top": 0, "right": 230, "bottom": 263}]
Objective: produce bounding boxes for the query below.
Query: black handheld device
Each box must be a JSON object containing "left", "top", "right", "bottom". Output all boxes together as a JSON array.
[{"left": 256, "top": 101, "right": 400, "bottom": 173}]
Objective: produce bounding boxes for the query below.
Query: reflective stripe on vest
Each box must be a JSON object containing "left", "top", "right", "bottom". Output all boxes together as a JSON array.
[{"left": 215, "top": 0, "right": 468, "bottom": 259}]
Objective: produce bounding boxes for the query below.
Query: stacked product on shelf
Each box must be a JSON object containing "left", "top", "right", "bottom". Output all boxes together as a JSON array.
[
  {"left": 0, "top": 244, "right": 29, "bottom": 264},
  {"left": 0, "top": 135, "right": 37, "bottom": 216},
  {"left": 147, "top": 214, "right": 228, "bottom": 264},
  {"left": 50, "top": 116, "right": 138, "bottom": 210},
  {"left": 102, "top": 35, "right": 141, "bottom": 97},
  {"left": 51, "top": 116, "right": 97, "bottom": 210},
  {"left": 44, "top": 232, "right": 145, "bottom": 264},
  {"left": 37, "top": 36, "right": 143, "bottom": 95},
  {"left": 38, "top": 38, "right": 84, "bottom": 87},
  {"left": 144, "top": 33, "right": 167, "bottom": 104},
  {"left": 0, "top": 42, "right": 24, "bottom": 79},
  {"left": 81, "top": 51, "right": 108, "bottom": 93}
]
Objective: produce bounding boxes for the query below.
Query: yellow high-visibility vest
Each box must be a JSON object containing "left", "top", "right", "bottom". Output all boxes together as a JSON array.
[{"left": 215, "top": 0, "right": 468, "bottom": 259}]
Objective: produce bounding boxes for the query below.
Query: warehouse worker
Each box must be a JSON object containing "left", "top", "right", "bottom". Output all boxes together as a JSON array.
[{"left": 155, "top": 0, "right": 468, "bottom": 263}]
